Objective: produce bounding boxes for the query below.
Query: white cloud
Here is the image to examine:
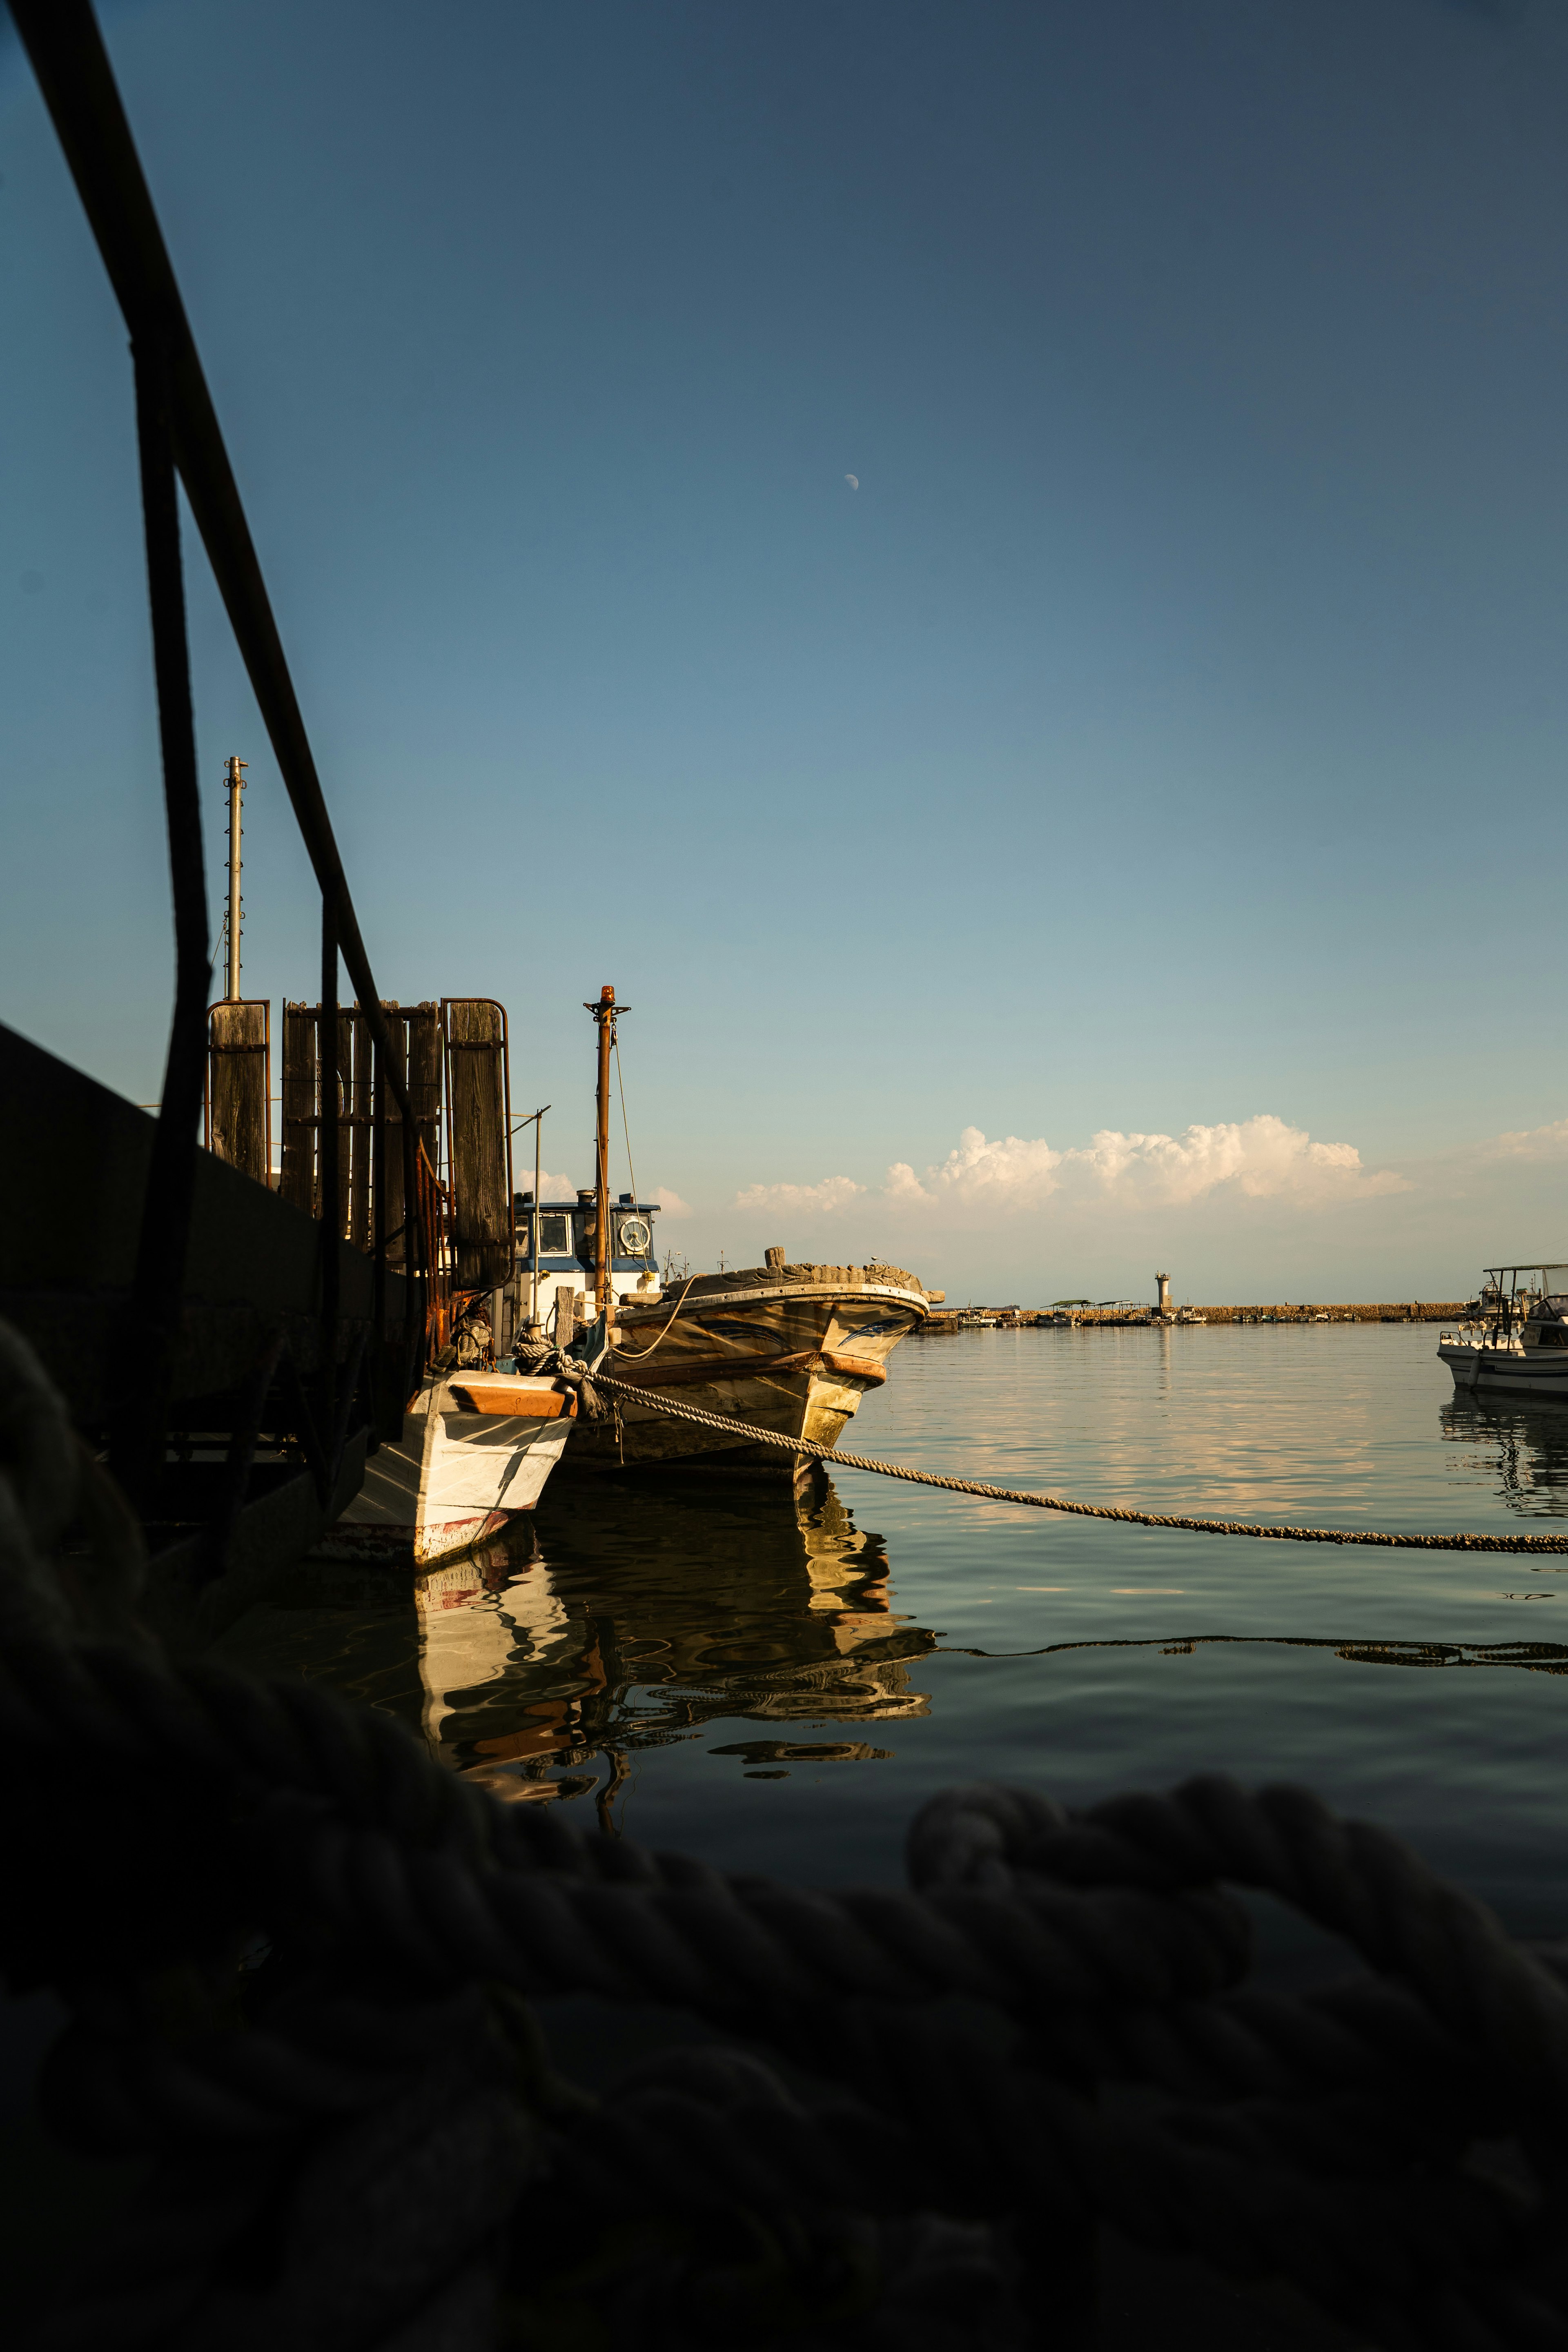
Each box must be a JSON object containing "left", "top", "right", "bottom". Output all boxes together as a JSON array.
[
  {"left": 917, "top": 1117, "right": 1405, "bottom": 1209},
  {"left": 740, "top": 1115, "right": 1405, "bottom": 1225},
  {"left": 734, "top": 1174, "right": 866, "bottom": 1214},
  {"left": 884, "top": 1128, "right": 1061, "bottom": 1207},
  {"left": 651, "top": 1185, "right": 694, "bottom": 1218},
  {"left": 1486, "top": 1117, "right": 1568, "bottom": 1163}
]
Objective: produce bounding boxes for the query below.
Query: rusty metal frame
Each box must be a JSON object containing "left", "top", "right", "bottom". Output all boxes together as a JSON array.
[{"left": 415, "top": 1140, "right": 454, "bottom": 1361}]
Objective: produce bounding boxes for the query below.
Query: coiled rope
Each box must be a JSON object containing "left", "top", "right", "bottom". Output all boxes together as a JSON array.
[{"left": 577, "top": 1368, "right": 1568, "bottom": 1553}]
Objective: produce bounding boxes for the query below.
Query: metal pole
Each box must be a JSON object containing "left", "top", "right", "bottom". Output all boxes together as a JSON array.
[
  {"left": 318, "top": 904, "right": 339, "bottom": 1498},
  {"left": 372, "top": 1036, "right": 386, "bottom": 1362},
  {"left": 533, "top": 1112, "right": 543, "bottom": 1337},
  {"left": 508, "top": 1105, "right": 550, "bottom": 1339},
  {"left": 224, "top": 753, "right": 246, "bottom": 1000}
]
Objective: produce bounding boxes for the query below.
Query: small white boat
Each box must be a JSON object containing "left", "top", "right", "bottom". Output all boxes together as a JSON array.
[
  {"left": 323, "top": 1370, "right": 577, "bottom": 1564},
  {"left": 1438, "top": 1262, "right": 1568, "bottom": 1399}
]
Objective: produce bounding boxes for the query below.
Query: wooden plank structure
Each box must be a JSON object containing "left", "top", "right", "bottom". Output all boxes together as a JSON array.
[
  {"left": 407, "top": 1002, "right": 443, "bottom": 1206},
  {"left": 280, "top": 1003, "right": 318, "bottom": 1216},
  {"left": 443, "top": 999, "right": 514, "bottom": 1293},
  {"left": 205, "top": 999, "right": 270, "bottom": 1187},
  {"left": 276, "top": 1000, "right": 449, "bottom": 1251}
]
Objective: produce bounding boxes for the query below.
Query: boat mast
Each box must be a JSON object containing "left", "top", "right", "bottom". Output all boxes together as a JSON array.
[
  {"left": 532, "top": 1109, "right": 544, "bottom": 1338},
  {"left": 586, "top": 984, "right": 624, "bottom": 1332},
  {"left": 223, "top": 755, "right": 247, "bottom": 1000}
]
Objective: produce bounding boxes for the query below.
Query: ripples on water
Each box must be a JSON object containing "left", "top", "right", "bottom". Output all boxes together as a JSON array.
[{"left": 217, "top": 1325, "right": 1568, "bottom": 1933}]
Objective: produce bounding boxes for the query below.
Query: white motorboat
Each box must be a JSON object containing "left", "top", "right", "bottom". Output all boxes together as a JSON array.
[
  {"left": 323, "top": 1369, "right": 577, "bottom": 1564},
  {"left": 1438, "top": 1262, "right": 1568, "bottom": 1398}
]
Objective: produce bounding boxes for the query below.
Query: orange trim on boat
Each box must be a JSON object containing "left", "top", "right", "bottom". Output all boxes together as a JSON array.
[
  {"left": 448, "top": 1385, "right": 577, "bottom": 1419},
  {"left": 820, "top": 1352, "right": 887, "bottom": 1385}
]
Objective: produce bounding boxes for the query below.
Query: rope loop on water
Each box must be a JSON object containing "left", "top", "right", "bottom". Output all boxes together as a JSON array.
[{"left": 576, "top": 1367, "right": 1568, "bottom": 1554}]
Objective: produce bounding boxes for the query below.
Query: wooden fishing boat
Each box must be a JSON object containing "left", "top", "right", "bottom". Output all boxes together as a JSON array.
[
  {"left": 570, "top": 1256, "right": 938, "bottom": 1478},
  {"left": 321, "top": 1368, "right": 577, "bottom": 1565},
  {"left": 522, "top": 985, "right": 942, "bottom": 1480}
]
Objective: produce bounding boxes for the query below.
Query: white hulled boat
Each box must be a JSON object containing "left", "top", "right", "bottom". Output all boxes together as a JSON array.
[
  {"left": 325, "top": 1369, "right": 577, "bottom": 1564},
  {"left": 1438, "top": 1262, "right": 1568, "bottom": 1398}
]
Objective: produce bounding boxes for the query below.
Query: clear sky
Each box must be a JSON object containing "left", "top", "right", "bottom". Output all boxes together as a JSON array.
[{"left": 4, "top": 0, "right": 1567, "bottom": 1303}]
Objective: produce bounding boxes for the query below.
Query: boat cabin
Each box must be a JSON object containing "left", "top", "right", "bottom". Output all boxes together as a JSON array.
[
  {"left": 1468, "top": 1262, "right": 1568, "bottom": 1345},
  {"left": 513, "top": 1189, "right": 662, "bottom": 1343}
]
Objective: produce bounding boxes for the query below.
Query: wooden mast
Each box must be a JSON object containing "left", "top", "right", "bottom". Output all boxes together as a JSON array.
[{"left": 586, "top": 984, "right": 621, "bottom": 1333}]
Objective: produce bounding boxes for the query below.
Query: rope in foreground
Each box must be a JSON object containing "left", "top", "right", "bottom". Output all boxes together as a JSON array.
[
  {"left": 7, "top": 1319, "right": 1568, "bottom": 2351},
  {"left": 581, "top": 1368, "right": 1568, "bottom": 1554}
]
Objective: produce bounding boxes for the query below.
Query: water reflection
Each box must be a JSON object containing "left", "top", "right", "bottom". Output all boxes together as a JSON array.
[
  {"left": 1440, "top": 1393, "right": 1568, "bottom": 1517},
  {"left": 413, "top": 1472, "right": 934, "bottom": 1815}
]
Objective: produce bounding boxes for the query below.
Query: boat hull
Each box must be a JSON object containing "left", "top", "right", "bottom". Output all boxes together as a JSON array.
[
  {"left": 570, "top": 1274, "right": 929, "bottom": 1477},
  {"left": 322, "top": 1372, "right": 576, "bottom": 1564},
  {"left": 1438, "top": 1340, "right": 1568, "bottom": 1398}
]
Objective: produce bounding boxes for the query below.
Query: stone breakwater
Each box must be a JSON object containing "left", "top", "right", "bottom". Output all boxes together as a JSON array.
[
  {"left": 915, "top": 1302, "right": 1471, "bottom": 1331},
  {"left": 1180, "top": 1302, "right": 1468, "bottom": 1325}
]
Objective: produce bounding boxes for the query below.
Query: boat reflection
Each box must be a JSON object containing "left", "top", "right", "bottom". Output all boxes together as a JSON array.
[
  {"left": 1439, "top": 1392, "right": 1568, "bottom": 1517},
  {"left": 413, "top": 1471, "right": 933, "bottom": 1812}
]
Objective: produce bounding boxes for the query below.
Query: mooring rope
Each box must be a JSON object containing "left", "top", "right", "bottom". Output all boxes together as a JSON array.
[
  {"left": 580, "top": 1368, "right": 1568, "bottom": 1553},
  {"left": 608, "top": 1274, "right": 699, "bottom": 1361}
]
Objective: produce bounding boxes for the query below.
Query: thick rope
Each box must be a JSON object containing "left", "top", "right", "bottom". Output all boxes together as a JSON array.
[
  {"left": 582, "top": 1368, "right": 1568, "bottom": 1554},
  {"left": 7, "top": 1322, "right": 1568, "bottom": 2349}
]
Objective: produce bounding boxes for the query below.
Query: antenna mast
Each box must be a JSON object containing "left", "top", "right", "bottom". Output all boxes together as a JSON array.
[{"left": 223, "top": 755, "right": 247, "bottom": 1000}]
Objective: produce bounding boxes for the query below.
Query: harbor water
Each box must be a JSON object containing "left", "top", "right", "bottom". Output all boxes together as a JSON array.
[{"left": 219, "top": 1323, "right": 1568, "bottom": 1943}]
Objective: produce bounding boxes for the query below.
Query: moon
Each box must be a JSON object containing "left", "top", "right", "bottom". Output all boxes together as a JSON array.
[{"left": 844, "top": 473, "right": 859, "bottom": 490}]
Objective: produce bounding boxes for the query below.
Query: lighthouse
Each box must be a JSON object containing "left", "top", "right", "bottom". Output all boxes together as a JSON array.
[{"left": 1156, "top": 1272, "right": 1172, "bottom": 1318}]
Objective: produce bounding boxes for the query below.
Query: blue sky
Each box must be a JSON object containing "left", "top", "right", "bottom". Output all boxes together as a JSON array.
[{"left": 4, "top": 0, "right": 1568, "bottom": 1301}]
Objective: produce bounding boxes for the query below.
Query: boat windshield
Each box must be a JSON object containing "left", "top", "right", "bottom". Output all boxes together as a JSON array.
[{"left": 1473, "top": 1263, "right": 1568, "bottom": 1326}]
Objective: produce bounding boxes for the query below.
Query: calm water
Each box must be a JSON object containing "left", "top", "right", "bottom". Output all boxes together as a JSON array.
[{"left": 219, "top": 1325, "right": 1568, "bottom": 1936}]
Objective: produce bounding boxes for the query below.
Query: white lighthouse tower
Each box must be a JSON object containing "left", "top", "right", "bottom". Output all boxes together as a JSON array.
[{"left": 1156, "top": 1271, "right": 1172, "bottom": 1319}]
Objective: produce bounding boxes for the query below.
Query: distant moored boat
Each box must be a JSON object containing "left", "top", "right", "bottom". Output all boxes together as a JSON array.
[{"left": 1438, "top": 1261, "right": 1568, "bottom": 1397}]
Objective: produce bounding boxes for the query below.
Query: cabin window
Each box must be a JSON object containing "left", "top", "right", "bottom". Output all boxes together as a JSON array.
[
  {"left": 617, "top": 1213, "right": 653, "bottom": 1258},
  {"left": 527, "top": 1212, "right": 571, "bottom": 1255}
]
